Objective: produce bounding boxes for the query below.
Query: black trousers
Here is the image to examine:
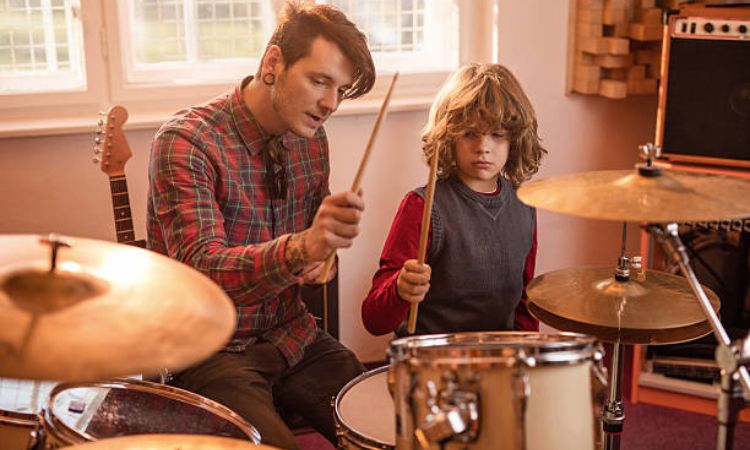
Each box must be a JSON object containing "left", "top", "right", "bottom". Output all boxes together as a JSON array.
[{"left": 171, "top": 332, "right": 365, "bottom": 450}]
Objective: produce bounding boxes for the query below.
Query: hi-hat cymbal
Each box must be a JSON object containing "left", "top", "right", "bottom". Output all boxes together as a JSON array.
[
  {"left": 63, "top": 434, "right": 277, "bottom": 450},
  {"left": 527, "top": 266, "right": 720, "bottom": 344},
  {"left": 518, "top": 168, "right": 750, "bottom": 222},
  {"left": 0, "top": 234, "right": 236, "bottom": 381}
]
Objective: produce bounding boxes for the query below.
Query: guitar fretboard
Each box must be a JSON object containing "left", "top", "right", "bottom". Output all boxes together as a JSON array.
[{"left": 109, "top": 175, "right": 138, "bottom": 245}]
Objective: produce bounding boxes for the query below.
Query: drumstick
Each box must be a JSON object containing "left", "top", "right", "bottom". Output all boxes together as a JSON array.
[
  {"left": 407, "top": 146, "right": 439, "bottom": 334},
  {"left": 318, "top": 72, "right": 399, "bottom": 333}
]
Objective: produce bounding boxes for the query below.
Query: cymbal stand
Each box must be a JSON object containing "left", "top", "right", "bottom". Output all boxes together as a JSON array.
[
  {"left": 602, "top": 222, "right": 631, "bottom": 450},
  {"left": 649, "top": 223, "right": 750, "bottom": 450}
]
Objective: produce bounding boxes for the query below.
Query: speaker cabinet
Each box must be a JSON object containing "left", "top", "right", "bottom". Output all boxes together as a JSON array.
[{"left": 657, "top": 6, "right": 750, "bottom": 168}]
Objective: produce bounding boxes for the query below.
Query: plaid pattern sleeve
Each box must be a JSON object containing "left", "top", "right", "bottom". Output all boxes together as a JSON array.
[{"left": 147, "top": 79, "right": 327, "bottom": 364}]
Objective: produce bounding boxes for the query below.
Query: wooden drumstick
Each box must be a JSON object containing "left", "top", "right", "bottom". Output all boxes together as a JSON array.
[
  {"left": 317, "top": 72, "right": 400, "bottom": 331},
  {"left": 407, "top": 146, "right": 439, "bottom": 334}
]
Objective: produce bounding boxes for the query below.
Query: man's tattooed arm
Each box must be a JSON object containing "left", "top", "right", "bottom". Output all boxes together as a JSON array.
[{"left": 285, "top": 231, "right": 310, "bottom": 274}]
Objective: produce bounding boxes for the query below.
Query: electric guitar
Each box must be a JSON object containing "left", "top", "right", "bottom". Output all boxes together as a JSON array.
[{"left": 94, "top": 105, "right": 146, "bottom": 248}]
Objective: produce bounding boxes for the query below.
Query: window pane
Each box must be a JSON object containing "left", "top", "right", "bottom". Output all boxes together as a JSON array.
[
  {"left": 0, "top": 0, "right": 85, "bottom": 93},
  {"left": 316, "top": 0, "right": 456, "bottom": 73},
  {"left": 130, "top": 0, "right": 268, "bottom": 66}
]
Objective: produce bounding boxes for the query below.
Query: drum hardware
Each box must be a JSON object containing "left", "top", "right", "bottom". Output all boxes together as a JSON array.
[
  {"left": 414, "top": 372, "right": 480, "bottom": 447},
  {"left": 0, "top": 233, "right": 236, "bottom": 382},
  {"left": 650, "top": 223, "right": 750, "bottom": 450}
]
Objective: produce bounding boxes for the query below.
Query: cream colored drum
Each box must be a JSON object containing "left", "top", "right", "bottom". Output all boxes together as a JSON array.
[
  {"left": 335, "top": 366, "right": 395, "bottom": 449},
  {"left": 389, "top": 332, "right": 605, "bottom": 450},
  {"left": 41, "top": 378, "right": 261, "bottom": 448},
  {"left": 0, "top": 379, "right": 55, "bottom": 449}
]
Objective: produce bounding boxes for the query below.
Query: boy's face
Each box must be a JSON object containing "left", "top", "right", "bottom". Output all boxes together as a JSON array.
[
  {"left": 453, "top": 128, "right": 510, "bottom": 192},
  {"left": 271, "top": 36, "right": 353, "bottom": 138}
]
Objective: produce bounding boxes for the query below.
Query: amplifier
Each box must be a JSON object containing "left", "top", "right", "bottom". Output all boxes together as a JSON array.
[{"left": 656, "top": 5, "right": 750, "bottom": 168}]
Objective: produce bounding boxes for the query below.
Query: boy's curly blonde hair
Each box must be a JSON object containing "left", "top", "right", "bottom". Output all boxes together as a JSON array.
[{"left": 421, "top": 63, "right": 547, "bottom": 186}]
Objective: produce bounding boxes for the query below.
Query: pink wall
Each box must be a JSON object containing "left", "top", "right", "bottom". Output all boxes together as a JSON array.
[{"left": 0, "top": 0, "right": 658, "bottom": 362}]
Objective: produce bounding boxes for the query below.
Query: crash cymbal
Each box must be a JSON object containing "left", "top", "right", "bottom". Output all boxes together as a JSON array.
[
  {"left": 527, "top": 266, "right": 720, "bottom": 344},
  {"left": 63, "top": 434, "right": 277, "bottom": 450},
  {"left": 0, "top": 234, "right": 236, "bottom": 381},
  {"left": 518, "top": 168, "right": 750, "bottom": 223}
]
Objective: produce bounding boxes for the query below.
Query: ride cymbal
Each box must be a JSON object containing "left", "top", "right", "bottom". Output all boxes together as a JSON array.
[
  {"left": 0, "top": 234, "right": 236, "bottom": 381},
  {"left": 518, "top": 168, "right": 750, "bottom": 223},
  {"left": 527, "top": 266, "right": 720, "bottom": 344},
  {"left": 63, "top": 434, "right": 276, "bottom": 450}
]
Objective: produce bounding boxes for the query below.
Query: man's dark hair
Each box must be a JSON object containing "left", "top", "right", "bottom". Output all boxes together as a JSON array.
[{"left": 257, "top": 2, "right": 376, "bottom": 99}]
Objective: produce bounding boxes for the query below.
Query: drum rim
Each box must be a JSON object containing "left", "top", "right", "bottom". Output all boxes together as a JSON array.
[
  {"left": 43, "top": 377, "right": 261, "bottom": 445},
  {"left": 388, "top": 331, "right": 598, "bottom": 366},
  {"left": 0, "top": 408, "right": 40, "bottom": 425},
  {"left": 334, "top": 366, "right": 394, "bottom": 449}
]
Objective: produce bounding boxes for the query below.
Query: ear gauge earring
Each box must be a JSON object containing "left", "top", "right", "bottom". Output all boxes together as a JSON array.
[{"left": 262, "top": 73, "right": 275, "bottom": 86}]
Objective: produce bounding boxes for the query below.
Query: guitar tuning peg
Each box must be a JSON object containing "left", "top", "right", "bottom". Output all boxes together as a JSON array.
[
  {"left": 93, "top": 147, "right": 102, "bottom": 154},
  {"left": 92, "top": 156, "right": 101, "bottom": 164},
  {"left": 96, "top": 129, "right": 103, "bottom": 135},
  {"left": 94, "top": 136, "right": 102, "bottom": 144},
  {"left": 98, "top": 110, "right": 105, "bottom": 115},
  {"left": 97, "top": 118, "right": 104, "bottom": 127}
]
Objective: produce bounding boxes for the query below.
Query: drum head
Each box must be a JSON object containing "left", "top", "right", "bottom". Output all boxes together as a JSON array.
[
  {"left": 336, "top": 367, "right": 395, "bottom": 447},
  {"left": 46, "top": 378, "right": 259, "bottom": 443},
  {"left": 389, "top": 331, "right": 597, "bottom": 366}
]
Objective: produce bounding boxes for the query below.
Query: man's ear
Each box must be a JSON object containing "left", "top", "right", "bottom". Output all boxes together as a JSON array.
[{"left": 263, "top": 44, "right": 285, "bottom": 75}]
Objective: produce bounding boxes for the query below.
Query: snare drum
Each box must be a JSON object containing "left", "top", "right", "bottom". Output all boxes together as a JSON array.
[
  {"left": 335, "top": 366, "right": 395, "bottom": 449},
  {"left": 0, "top": 379, "right": 55, "bottom": 449},
  {"left": 389, "top": 332, "right": 605, "bottom": 450},
  {"left": 41, "top": 378, "right": 261, "bottom": 448}
]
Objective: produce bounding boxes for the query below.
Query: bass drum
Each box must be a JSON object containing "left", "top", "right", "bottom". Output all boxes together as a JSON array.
[
  {"left": 389, "top": 332, "right": 606, "bottom": 450},
  {"left": 41, "top": 377, "right": 261, "bottom": 448}
]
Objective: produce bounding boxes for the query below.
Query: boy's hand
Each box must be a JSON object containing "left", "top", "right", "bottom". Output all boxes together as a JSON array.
[{"left": 397, "top": 259, "right": 431, "bottom": 304}]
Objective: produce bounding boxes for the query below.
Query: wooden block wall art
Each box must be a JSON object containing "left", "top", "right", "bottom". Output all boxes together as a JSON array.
[
  {"left": 568, "top": 0, "right": 703, "bottom": 98},
  {"left": 567, "top": 0, "right": 745, "bottom": 97}
]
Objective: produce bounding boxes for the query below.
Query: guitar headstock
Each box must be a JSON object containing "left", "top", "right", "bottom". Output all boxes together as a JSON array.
[{"left": 94, "top": 105, "right": 131, "bottom": 177}]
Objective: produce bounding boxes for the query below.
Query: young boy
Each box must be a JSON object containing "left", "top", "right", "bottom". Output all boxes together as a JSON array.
[{"left": 362, "top": 63, "right": 547, "bottom": 336}]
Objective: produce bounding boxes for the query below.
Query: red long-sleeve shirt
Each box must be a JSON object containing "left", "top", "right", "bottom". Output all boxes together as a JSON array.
[{"left": 361, "top": 191, "right": 539, "bottom": 336}]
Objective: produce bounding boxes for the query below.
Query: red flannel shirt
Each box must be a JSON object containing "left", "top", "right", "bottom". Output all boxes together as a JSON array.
[{"left": 147, "top": 77, "right": 327, "bottom": 365}]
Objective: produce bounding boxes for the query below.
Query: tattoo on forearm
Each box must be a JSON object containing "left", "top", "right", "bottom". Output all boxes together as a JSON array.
[{"left": 285, "top": 232, "right": 309, "bottom": 274}]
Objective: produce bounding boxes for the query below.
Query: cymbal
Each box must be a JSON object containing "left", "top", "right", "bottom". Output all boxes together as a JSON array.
[
  {"left": 517, "top": 168, "right": 750, "bottom": 222},
  {"left": 527, "top": 266, "right": 720, "bottom": 344},
  {"left": 63, "top": 434, "right": 277, "bottom": 450},
  {"left": 0, "top": 234, "right": 236, "bottom": 381}
]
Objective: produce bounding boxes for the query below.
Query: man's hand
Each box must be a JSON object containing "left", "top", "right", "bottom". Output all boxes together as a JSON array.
[
  {"left": 305, "top": 190, "right": 364, "bottom": 261},
  {"left": 298, "top": 260, "right": 338, "bottom": 285},
  {"left": 396, "top": 259, "right": 431, "bottom": 304}
]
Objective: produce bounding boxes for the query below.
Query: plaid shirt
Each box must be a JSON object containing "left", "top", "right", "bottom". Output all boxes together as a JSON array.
[{"left": 147, "top": 77, "right": 328, "bottom": 365}]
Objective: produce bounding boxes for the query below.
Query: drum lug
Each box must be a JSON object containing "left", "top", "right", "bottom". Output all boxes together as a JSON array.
[{"left": 415, "top": 372, "right": 480, "bottom": 446}]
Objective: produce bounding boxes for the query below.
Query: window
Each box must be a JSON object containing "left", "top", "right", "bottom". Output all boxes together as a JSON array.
[
  {"left": 0, "top": 0, "right": 85, "bottom": 93},
  {"left": 0, "top": 0, "right": 495, "bottom": 137}
]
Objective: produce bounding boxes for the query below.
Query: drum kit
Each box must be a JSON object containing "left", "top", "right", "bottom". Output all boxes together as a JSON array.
[
  {"left": 333, "top": 145, "right": 750, "bottom": 450},
  {"left": 3, "top": 146, "right": 750, "bottom": 450}
]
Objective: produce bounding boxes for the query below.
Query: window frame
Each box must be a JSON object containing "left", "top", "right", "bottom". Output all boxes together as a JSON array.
[{"left": 0, "top": 0, "right": 498, "bottom": 138}]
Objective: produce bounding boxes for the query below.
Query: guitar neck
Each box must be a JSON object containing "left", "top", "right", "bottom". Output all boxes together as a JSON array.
[{"left": 109, "top": 175, "right": 142, "bottom": 246}]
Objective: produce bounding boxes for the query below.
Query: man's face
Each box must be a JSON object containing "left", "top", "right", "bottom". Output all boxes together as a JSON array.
[{"left": 271, "top": 36, "right": 354, "bottom": 138}]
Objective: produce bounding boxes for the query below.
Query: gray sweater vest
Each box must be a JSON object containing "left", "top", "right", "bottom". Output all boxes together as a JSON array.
[{"left": 396, "top": 176, "right": 535, "bottom": 336}]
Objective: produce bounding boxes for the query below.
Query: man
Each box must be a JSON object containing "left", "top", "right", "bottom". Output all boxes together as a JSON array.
[{"left": 146, "top": 3, "right": 376, "bottom": 449}]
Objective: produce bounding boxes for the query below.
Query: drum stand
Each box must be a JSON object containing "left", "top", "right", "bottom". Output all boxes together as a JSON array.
[
  {"left": 601, "top": 224, "right": 634, "bottom": 450},
  {"left": 602, "top": 342, "right": 626, "bottom": 450},
  {"left": 650, "top": 223, "right": 750, "bottom": 450}
]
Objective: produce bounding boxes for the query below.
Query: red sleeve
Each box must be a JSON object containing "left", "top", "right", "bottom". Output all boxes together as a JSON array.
[
  {"left": 514, "top": 222, "right": 539, "bottom": 331},
  {"left": 361, "top": 192, "right": 430, "bottom": 335}
]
